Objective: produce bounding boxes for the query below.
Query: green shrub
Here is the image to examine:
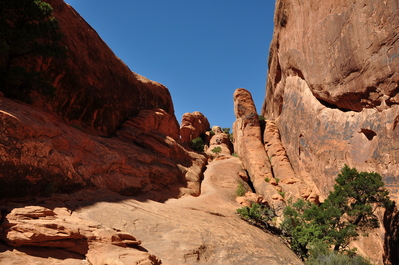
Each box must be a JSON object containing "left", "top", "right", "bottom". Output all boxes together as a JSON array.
[
  {"left": 305, "top": 246, "right": 372, "bottom": 265},
  {"left": 211, "top": 146, "right": 222, "bottom": 156},
  {"left": 190, "top": 137, "right": 204, "bottom": 152},
  {"left": 275, "top": 178, "right": 280, "bottom": 184},
  {"left": 264, "top": 177, "right": 270, "bottom": 182},
  {"left": 281, "top": 165, "right": 392, "bottom": 259},
  {"left": 221, "top": 127, "right": 230, "bottom": 134},
  {"left": 235, "top": 183, "right": 246, "bottom": 196},
  {"left": 237, "top": 203, "right": 277, "bottom": 230},
  {"left": 232, "top": 153, "right": 239, "bottom": 157}
]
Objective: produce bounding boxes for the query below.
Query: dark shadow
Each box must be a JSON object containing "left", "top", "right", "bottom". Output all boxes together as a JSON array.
[
  {"left": 360, "top": 128, "right": 377, "bottom": 141},
  {"left": 0, "top": 241, "right": 86, "bottom": 260}
]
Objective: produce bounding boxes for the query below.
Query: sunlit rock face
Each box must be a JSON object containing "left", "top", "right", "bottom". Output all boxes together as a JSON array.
[
  {"left": 264, "top": 0, "right": 399, "bottom": 201},
  {"left": 263, "top": 0, "right": 399, "bottom": 263},
  {"left": 180, "top": 111, "right": 210, "bottom": 143}
]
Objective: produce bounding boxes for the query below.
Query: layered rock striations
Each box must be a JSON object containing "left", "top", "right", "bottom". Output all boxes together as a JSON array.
[
  {"left": 0, "top": 96, "right": 206, "bottom": 199},
  {"left": 233, "top": 88, "right": 317, "bottom": 212},
  {"left": 263, "top": 0, "right": 399, "bottom": 263}
]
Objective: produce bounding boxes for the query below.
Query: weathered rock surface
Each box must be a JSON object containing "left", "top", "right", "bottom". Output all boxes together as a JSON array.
[
  {"left": 264, "top": 0, "right": 399, "bottom": 202},
  {"left": 0, "top": 204, "right": 160, "bottom": 265},
  {"left": 0, "top": 158, "right": 303, "bottom": 265},
  {"left": 180, "top": 111, "right": 210, "bottom": 143},
  {"left": 263, "top": 0, "right": 399, "bottom": 263},
  {"left": 36, "top": 0, "right": 175, "bottom": 137},
  {"left": 264, "top": 120, "right": 319, "bottom": 204},
  {"left": 233, "top": 88, "right": 286, "bottom": 212},
  {"left": 0, "top": 97, "right": 206, "bottom": 199},
  {"left": 205, "top": 125, "right": 234, "bottom": 160}
]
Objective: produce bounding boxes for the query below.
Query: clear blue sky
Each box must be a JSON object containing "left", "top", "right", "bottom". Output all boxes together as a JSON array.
[{"left": 65, "top": 0, "right": 276, "bottom": 130}]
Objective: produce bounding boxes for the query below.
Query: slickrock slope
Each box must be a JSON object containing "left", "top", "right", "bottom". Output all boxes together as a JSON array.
[
  {"left": 39, "top": 0, "right": 175, "bottom": 137},
  {"left": 0, "top": 158, "right": 301, "bottom": 265},
  {"left": 263, "top": 0, "right": 399, "bottom": 263}
]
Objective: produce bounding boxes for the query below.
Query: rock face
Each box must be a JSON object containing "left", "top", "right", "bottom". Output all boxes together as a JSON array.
[
  {"left": 0, "top": 97, "right": 206, "bottom": 199},
  {"left": 263, "top": 0, "right": 399, "bottom": 263},
  {"left": 264, "top": 0, "right": 399, "bottom": 201},
  {"left": 0, "top": 0, "right": 208, "bottom": 200},
  {"left": 180, "top": 111, "right": 210, "bottom": 143},
  {"left": 233, "top": 89, "right": 285, "bottom": 211},
  {"left": 233, "top": 88, "right": 316, "bottom": 212},
  {"left": 38, "top": 0, "right": 175, "bottom": 137}
]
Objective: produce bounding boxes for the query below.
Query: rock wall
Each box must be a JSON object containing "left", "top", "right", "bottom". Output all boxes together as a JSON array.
[
  {"left": 0, "top": 96, "right": 206, "bottom": 200},
  {"left": 263, "top": 0, "right": 399, "bottom": 201},
  {"left": 40, "top": 0, "right": 176, "bottom": 137},
  {"left": 263, "top": 0, "right": 399, "bottom": 263},
  {"left": 0, "top": 0, "right": 207, "bottom": 200}
]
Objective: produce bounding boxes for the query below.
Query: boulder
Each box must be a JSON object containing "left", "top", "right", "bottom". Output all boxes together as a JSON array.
[
  {"left": 180, "top": 111, "right": 210, "bottom": 143},
  {"left": 1, "top": 205, "right": 160, "bottom": 265}
]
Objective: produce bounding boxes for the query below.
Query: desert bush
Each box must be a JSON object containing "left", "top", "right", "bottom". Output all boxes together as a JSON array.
[
  {"left": 211, "top": 146, "right": 222, "bottom": 156},
  {"left": 281, "top": 165, "right": 392, "bottom": 259},
  {"left": 190, "top": 137, "right": 204, "bottom": 152},
  {"left": 235, "top": 183, "right": 246, "bottom": 196},
  {"left": 237, "top": 203, "right": 277, "bottom": 231}
]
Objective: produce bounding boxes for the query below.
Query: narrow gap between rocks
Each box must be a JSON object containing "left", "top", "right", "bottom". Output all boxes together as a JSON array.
[{"left": 245, "top": 169, "right": 256, "bottom": 193}]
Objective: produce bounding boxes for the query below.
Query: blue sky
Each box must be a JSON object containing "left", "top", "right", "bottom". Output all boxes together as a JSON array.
[{"left": 65, "top": 0, "right": 276, "bottom": 130}]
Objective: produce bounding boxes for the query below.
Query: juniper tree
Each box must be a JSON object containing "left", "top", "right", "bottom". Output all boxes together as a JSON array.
[{"left": 281, "top": 165, "right": 392, "bottom": 259}]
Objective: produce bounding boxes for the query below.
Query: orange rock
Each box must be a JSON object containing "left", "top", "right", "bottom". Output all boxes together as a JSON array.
[
  {"left": 180, "top": 111, "right": 210, "bottom": 143},
  {"left": 0, "top": 97, "right": 206, "bottom": 200}
]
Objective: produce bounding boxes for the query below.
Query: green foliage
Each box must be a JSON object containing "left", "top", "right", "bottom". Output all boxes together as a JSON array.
[
  {"left": 237, "top": 203, "right": 277, "bottom": 230},
  {"left": 0, "top": 0, "right": 67, "bottom": 100},
  {"left": 235, "top": 183, "right": 246, "bottom": 196},
  {"left": 190, "top": 137, "right": 204, "bottom": 152},
  {"left": 232, "top": 153, "right": 239, "bottom": 157},
  {"left": 221, "top": 127, "right": 230, "bottom": 134},
  {"left": 281, "top": 165, "right": 392, "bottom": 259},
  {"left": 275, "top": 178, "right": 280, "bottom": 184},
  {"left": 305, "top": 245, "right": 372, "bottom": 265},
  {"left": 264, "top": 177, "right": 270, "bottom": 182},
  {"left": 211, "top": 146, "right": 222, "bottom": 156},
  {"left": 258, "top": 115, "right": 266, "bottom": 121}
]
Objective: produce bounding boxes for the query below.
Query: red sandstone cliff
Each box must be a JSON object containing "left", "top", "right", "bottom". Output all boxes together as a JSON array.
[
  {"left": 40, "top": 0, "right": 176, "bottom": 137},
  {"left": 0, "top": 0, "right": 207, "bottom": 200},
  {"left": 263, "top": 0, "right": 399, "bottom": 264}
]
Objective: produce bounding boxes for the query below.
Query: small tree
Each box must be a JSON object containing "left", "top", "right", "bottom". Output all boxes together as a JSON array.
[
  {"left": 190, "top": 137, "right": 205, "bottom": 152},
  {"left": 281, "top": 165, "right": 392, "bottom": 259},
  {"left": 211, "top": 146, "right": 222, "bottom": 156},
  {"left": 221, "top": 127, "right": 230, "bottom": 134},
  {"left": 0, "top": 0, "right": 67, "bottom": 100}
]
